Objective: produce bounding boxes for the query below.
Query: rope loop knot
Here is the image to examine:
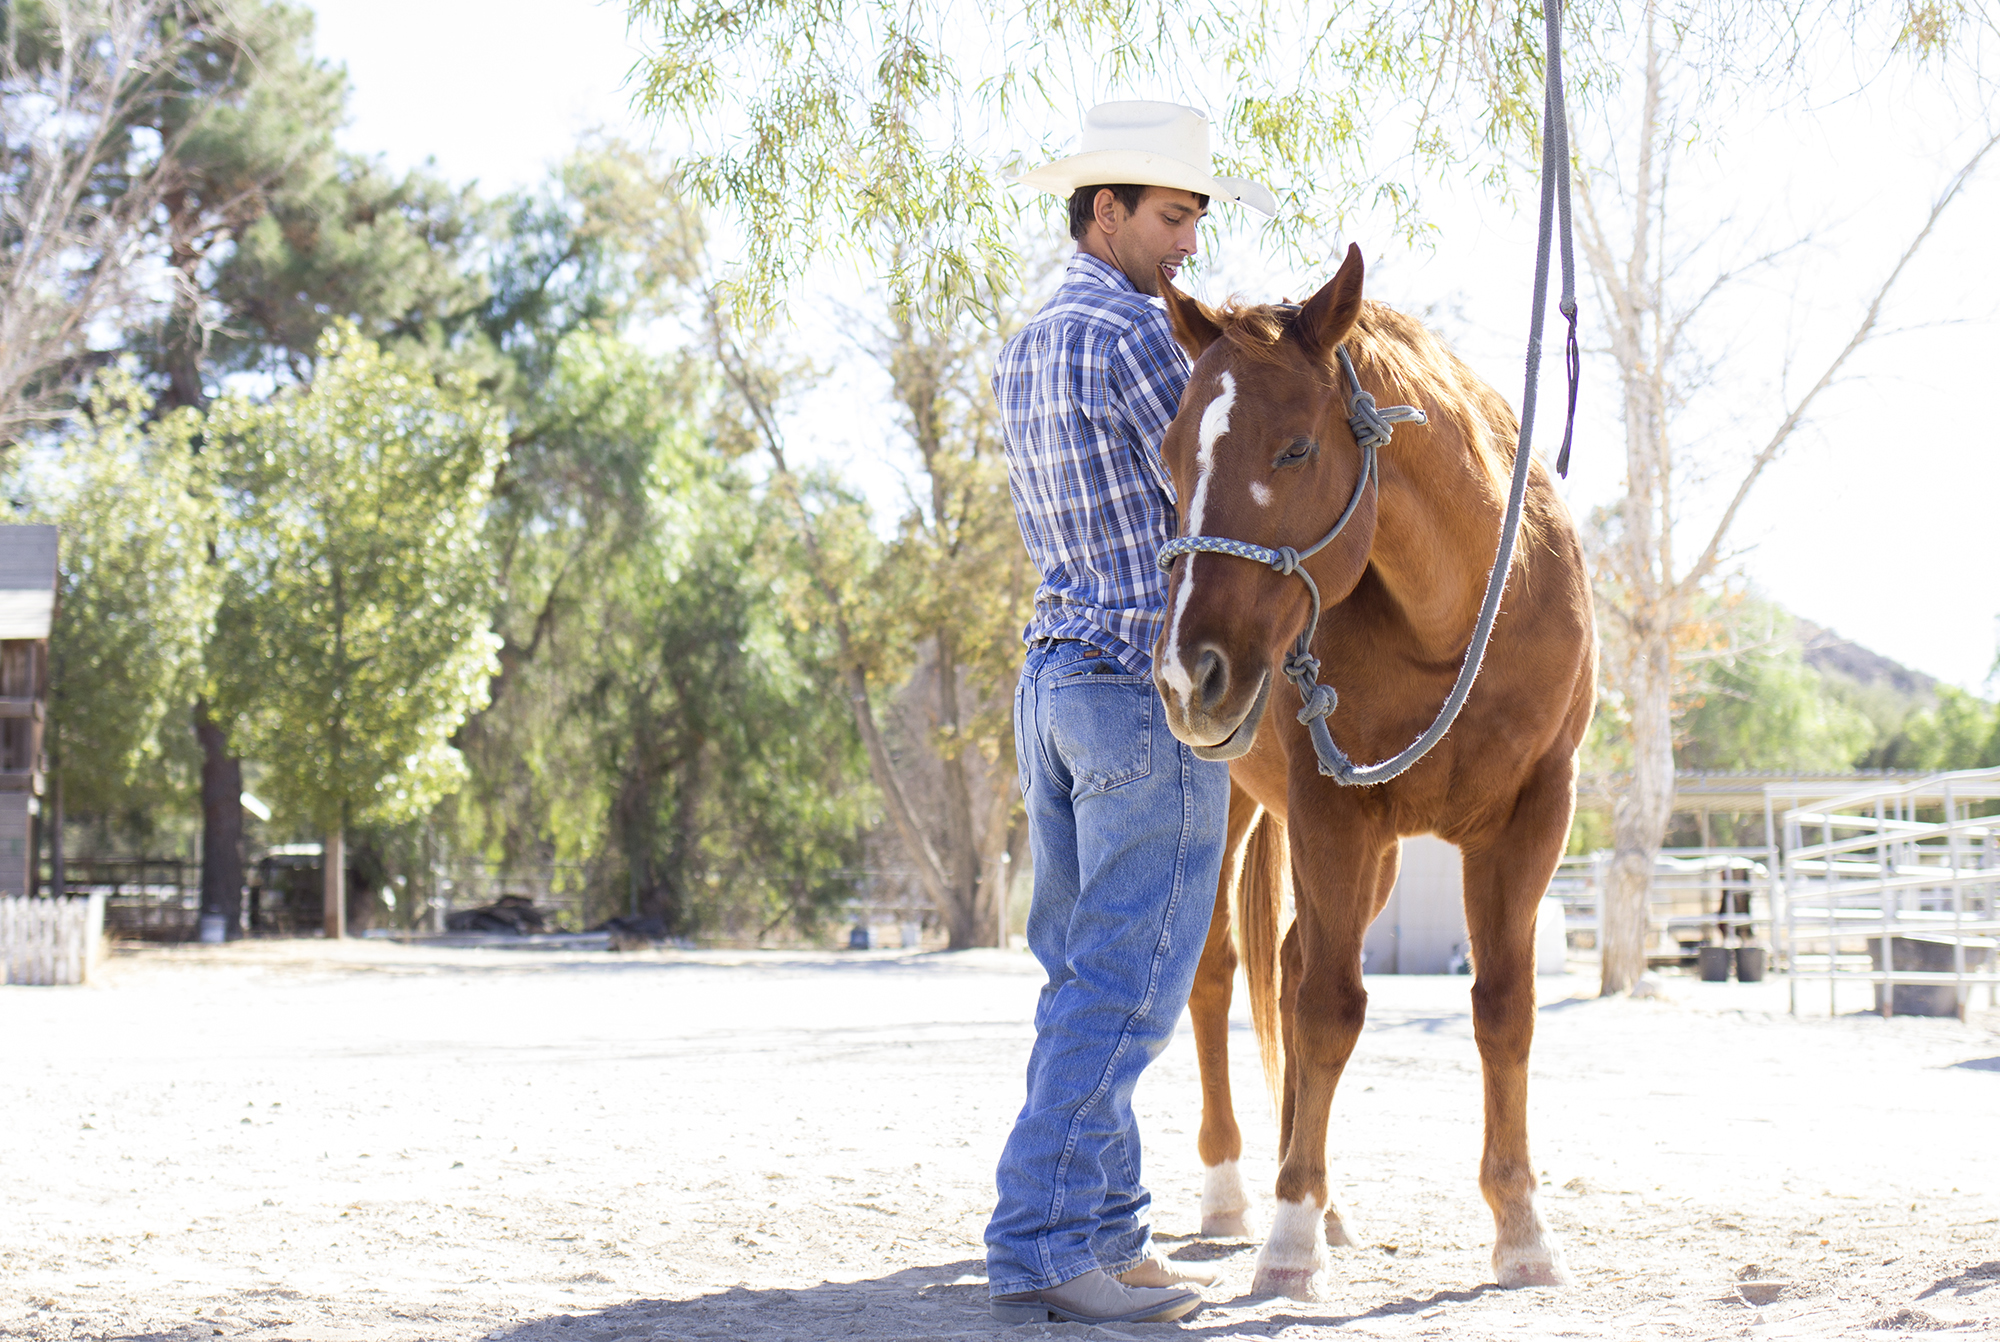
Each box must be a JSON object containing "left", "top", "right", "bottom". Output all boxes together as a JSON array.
[
  {"left": 1337, "top": 347, "right": 1428, "bottom": 454},
  {"left": 1268, "top": 546, "right": 1300, "bottom": 576},
  {"left": 1295, "top": 682, "right": 1339, "bottom": 724}
]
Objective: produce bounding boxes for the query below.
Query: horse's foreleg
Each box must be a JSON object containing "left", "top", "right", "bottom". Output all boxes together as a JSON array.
[
  {"left": 1461, "top": 759, "right": 1576, "bottom": 1289},
  {"left": 1193, "top": 786, "right": 1261, "bottom": 1237},
  {"left": 1252, "top": 823, "right": 1390, "bottom": 1300}
]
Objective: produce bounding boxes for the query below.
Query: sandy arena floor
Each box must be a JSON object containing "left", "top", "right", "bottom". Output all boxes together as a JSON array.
[{"left": 2, "top": 940, "right": 1997, "bottom": 1342}]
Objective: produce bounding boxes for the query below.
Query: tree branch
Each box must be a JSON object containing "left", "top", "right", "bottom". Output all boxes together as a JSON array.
[{"left": 1674, "top": 126, "right": 2000, "bottom": 598}]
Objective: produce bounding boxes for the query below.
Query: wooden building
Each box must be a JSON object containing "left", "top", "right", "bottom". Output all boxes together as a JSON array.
[{"left": 0, "top": 525, "right": 55, "bottom": 897}]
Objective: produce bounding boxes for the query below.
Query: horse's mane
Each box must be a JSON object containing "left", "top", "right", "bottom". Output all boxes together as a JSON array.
[{"left": 1207, "top": 296, "right": 1557, "bottom": 551}]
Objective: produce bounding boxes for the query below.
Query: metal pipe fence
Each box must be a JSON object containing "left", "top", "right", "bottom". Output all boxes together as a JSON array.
[
  {"left": 1548, "top": 847, "right": 1775, "bottom": 965},
  {"left": 1781, "top": 767, "right": 2000, "bottom": 1017}
]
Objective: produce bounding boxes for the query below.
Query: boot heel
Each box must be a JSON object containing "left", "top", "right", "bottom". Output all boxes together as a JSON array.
[{"left": 990, "top": 1300, "right": 1050, "bottom": 1324}]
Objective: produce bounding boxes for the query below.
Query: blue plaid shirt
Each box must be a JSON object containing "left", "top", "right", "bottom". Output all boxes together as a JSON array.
[{"left": 995, "top": 252, "right": 1189, "bottom": 676}]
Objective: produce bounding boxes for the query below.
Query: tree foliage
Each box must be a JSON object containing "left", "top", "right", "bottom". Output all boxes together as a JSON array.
[
  {"left": 1671, "top": 603, "right": 1875, "bottom": 774},
  {"left": 623, "top": 0, "right": 1992, "bottom": 318},
  {"left": 628, "top": 0, "right": 1567, "bottom": 315},
  {"left": 24, "top": 371, "right": 217, "bottom": 819},
  {"left": 205, "top": 323, "right": 504, "bottom": 832}
]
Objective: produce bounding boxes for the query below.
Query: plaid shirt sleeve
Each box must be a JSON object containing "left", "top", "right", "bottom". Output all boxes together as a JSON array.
[{"left": 1108, "top": 319, "right": 1187, "bottom": 505}]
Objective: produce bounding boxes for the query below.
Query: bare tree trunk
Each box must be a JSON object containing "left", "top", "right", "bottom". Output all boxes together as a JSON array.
[
  {"left": 322, "top": 827, "right": 345, "bottom": 939},
  {"left": 50, "top": 767, "right": 65, "bottom": 899},
  {"left": 194, "top": 701, "right": 244, "bottom": 939},
  {"left": 932, "top": 633, "right": 985, "bottom": 947},
  {"left": 1602, "top": 626, "right": 1675, "bottom": 992}
]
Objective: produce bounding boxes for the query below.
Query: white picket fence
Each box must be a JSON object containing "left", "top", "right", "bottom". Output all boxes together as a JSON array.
[{"left": 1, "top": 894, "right": 106, "bottom": 986}]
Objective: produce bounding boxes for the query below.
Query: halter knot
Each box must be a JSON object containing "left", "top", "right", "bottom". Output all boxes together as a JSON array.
[
  {"left": 1268, "top": 546, "right": 1300, "bottom": 576},
  {"left": 1296, "top": 683, "right": 1339, "bottom": 723},
  {"left": 1282, "top": 648, "right": 1321, "bottom": 684},
  {"left": 1348, "top": 391, "right": 1393, "bottom": 453}
]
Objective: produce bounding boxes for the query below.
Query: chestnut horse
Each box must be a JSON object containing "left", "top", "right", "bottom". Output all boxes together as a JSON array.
[{"left": 1150, "top": 244, "right": 1595, "bottom": 1299}]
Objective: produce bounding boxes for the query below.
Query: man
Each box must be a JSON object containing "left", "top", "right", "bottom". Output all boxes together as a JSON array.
[{"left": 985, "top": 102, "right": 1276, "bottom": 1327}]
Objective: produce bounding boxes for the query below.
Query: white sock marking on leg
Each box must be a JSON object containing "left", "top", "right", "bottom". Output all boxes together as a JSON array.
[
  {"left": 1201, "top": 1158, "right": 1251, "bottom": 1217},
  {"left": 1262, "top": 1196, "right": 1328, "bottom": 1271}
]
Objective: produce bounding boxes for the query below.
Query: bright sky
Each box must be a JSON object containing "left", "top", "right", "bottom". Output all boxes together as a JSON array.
[{"left": 307, "top": 0, "right": 2000, "bottom": 691}]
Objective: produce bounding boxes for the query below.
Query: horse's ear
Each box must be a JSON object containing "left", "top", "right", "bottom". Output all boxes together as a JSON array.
[
  {"left": 1295, "top": 243, "right": 1366, "bottom": 364},
  {"left": 1160, "top": 272, "right": 1223, "bottom": 358}
]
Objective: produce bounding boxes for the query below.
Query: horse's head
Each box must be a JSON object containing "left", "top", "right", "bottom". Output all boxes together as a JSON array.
[{"left": 1152, "top": 243, "right": 1375, "bottom": 760}]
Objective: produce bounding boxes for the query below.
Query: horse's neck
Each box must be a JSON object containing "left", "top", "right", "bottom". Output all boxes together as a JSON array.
[{"left": 1359, "top": 379, "right": 1504, "bottom": 661}]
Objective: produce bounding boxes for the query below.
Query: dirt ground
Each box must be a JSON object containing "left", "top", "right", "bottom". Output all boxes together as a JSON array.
[{"left": 3, "top": 941, "right": 1997, "bottom": 1342}]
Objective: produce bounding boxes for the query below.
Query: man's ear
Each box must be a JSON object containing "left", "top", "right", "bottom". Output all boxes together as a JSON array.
[
  {"left": 1091, "top": 186, "right": 1126, "bottom": 236},
  {"left": 1293, "top": 243, "right": 1366, "bottom": 364},
  {"left": 1160, "top": 273, "right": 1223, "bottom": 359}
]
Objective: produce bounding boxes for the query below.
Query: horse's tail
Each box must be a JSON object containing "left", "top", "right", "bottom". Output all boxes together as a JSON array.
[{"left": 1238, "top": 806, "right": 1289, "bottom": 1115}]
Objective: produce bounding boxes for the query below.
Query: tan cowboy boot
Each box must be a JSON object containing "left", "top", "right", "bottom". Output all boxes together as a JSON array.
[
  {"left": 991, "top": 1267, "right": 1200, "bottom": 1325},
  {"left": 1118, "top": 1252, "right": 1223, "bottom": 1287}
]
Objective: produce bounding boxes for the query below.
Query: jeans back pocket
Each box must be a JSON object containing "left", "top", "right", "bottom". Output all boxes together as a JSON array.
[{"left": 1048, "top": 669, "right": 1155, "bottom": 795}]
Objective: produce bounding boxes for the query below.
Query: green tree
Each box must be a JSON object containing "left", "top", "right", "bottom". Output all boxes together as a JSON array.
[
  {"left": 205, "top": 323, "right": 503, "bottom": 935},
  {"left": 851, "top": 291, "right": 1037, "bottom": 947},
  {"left": 133, "top": 0, "right": 348, "bottom": 409},
  {"left": 26, "top": 370, "right": 217, "bottom": 847},
  {"left": 449, "top": 146, "right": 714, "bottom": 884},
  {"left": 207, "top": 155, "right": 489, "bottom": 386},
  {"left": 1870, "top": 687, "right": 2000, "bottom": 773},
  {"left": 1674, "top": 616, "right": 1874, "bottom": 774},
  {"left": 453, "top": 324, "right": 870, "bottom": 938}
]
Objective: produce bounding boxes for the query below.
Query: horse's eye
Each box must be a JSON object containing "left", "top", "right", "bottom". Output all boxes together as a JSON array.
[{"left": 1277, "top": 436, "right": 1315, "bottom": 464}]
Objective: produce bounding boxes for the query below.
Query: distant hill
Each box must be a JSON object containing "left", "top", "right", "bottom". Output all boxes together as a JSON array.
[{"left": 1796, "top": 619, "right": 1937, "bottom": 701}]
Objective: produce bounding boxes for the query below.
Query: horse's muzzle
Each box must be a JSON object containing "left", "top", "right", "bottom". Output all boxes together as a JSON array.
[{"left": 1163, "top": 666, "right": 1271, "bottom": 762}]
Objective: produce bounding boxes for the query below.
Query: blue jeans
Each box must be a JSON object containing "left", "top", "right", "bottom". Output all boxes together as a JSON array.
[{"left": 985, "top": 640, "right": 1230, "bottom": 1296}]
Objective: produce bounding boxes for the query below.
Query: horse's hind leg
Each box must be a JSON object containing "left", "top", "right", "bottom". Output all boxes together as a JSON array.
[
  {"left": 1193, "top": 785, "right": 1261, "bottom": 1237},
  {"left": 1460, "top": 758, "right": 1577, "bottom": 1288}
]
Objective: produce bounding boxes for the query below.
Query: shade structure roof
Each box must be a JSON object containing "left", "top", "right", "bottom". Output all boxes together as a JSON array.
[{"left": 0, "top": 525, "right": 58, "bottom": 639}]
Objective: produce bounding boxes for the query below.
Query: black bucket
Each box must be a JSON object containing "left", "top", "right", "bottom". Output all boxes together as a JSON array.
[
  {"left": 1698, "top": 945, "right": 1733, "bottom": 982},
  {"left": 1735, "top": 946, "right": 1767, "bottom": 982}
]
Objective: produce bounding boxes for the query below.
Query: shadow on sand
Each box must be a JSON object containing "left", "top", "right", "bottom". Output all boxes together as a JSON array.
[{"left": 476, "top": 1251, "right": 1512, "bottom": 1342}]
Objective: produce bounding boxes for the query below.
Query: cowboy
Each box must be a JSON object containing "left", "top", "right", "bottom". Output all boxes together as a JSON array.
[{"left": 985, "top": 101, "right": 1276, "bottom": 1327}]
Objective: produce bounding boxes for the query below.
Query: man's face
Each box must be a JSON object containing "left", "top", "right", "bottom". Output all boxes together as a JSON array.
[{"left": 1098, "top": 187, "right": 1206, "bottom": 296}]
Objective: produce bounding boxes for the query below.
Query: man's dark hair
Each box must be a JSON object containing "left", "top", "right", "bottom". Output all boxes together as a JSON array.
[{"left": 1067, "top": 183, "right": 1209, "bottom": 240}]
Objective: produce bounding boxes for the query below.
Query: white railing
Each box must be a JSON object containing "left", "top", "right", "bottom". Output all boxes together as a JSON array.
[
  {"left": 1, "top": 894, "right": 106, "bottom": 985},
  {"left": 1781, "top": 768, "right": 2000, "bottom": 1016},
  {"left": 1549, "top": 848, "right": 1775, "bottom": 963}
]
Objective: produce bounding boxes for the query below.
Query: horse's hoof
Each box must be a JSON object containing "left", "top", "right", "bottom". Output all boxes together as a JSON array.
[
  {"left": 1250, "top": 1265, "right": 1321, "bottom": 1300},
  {"left": 1199, "top": 1160, "right": 1255, "bottom": 1239},
  {"left": 1200, "top": 1211, "right": 1255, "bottom": 1238},
  {"left": 1323, "top": 1206, "right": 1361, "bottom": 1247},
  {"left": 1495, "top": 1245, "right": 1573, "bottom": 1288}
]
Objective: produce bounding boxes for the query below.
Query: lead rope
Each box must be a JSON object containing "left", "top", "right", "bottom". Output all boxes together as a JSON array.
[
  {"left": 1298, "top": 0, "right": 1577, "bottom": 785},
  {"left": 1159, "top": 0, "right": 1579, "bottom": 786}
]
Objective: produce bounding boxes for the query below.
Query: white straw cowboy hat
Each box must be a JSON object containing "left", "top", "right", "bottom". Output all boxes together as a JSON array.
[{"left": 1013, "top": 100, "right": 1278, "bottom": 217}]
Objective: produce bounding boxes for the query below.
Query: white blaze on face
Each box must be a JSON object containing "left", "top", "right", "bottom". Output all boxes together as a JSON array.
[{"left": 1160, "top": 371, "right": 1237, "bottom": 703}]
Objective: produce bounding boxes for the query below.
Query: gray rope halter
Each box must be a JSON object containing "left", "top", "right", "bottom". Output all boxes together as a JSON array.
[
  {"left": 1156, "top": 345, "right": 1426, "bottom": 782},
  {"left": 1156, "top": 0, "right": 1578, "bottom": 786}
]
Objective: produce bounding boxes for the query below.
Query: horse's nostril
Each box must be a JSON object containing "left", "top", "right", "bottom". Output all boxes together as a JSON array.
[{"left": 1193, "top": 647, "right": 1230, "bottom": 712}]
